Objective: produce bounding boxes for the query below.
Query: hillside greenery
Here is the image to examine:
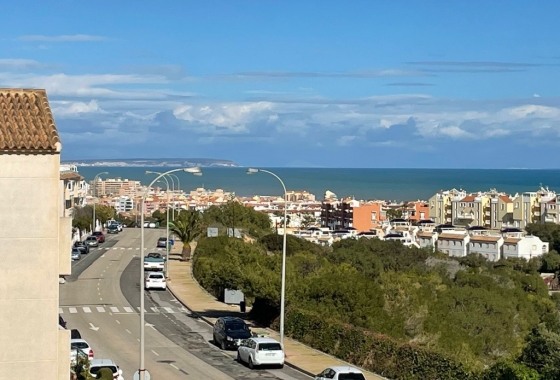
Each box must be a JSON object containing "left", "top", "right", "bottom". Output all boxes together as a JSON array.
[{"left": 193, "top": 206, "right": 560, "bottom": 379}]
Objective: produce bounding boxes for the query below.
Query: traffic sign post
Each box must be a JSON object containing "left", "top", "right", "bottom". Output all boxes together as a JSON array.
[{"left": 133, "top": 370, "right": 151, "bottom": 380}]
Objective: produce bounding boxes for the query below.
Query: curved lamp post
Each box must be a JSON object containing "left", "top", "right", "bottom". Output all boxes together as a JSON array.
[
  {"left": 167, "top": 173, "right": 181, "bottom": 220},
  {"left": 147, "top": 174, "right": 171, "bottom": 276},
  {"left": 92, "top": 172, "right": 108, "bottom": 232},
  {"left": 247, "top": 168, "right": 287, "bottom": 346},
  {"left": 139, "top": 167, "right": 202, "bottom": 380}
]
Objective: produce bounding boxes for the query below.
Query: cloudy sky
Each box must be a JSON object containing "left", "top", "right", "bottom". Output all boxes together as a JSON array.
[{"left": 2, "top": 1, "right": 560, "bottom": 168}]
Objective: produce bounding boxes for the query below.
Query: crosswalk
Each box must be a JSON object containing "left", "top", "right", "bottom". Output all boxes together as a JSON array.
[
  {"left": 88, "top": 247, "right": 167, "bottom": 252},
  {"left": 59, "top": 305, "right": 188, "bottom": 315}
]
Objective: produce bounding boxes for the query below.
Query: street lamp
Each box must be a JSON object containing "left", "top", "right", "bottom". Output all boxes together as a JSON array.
[
  {"left": 167, "top": 173, "right": 181, "bottom": 220},
  {"left": 138, "top": 167, "right": 202, "bottom": 380},
  {"left": 147, "top": 174, "right": 171, "bottom": 277},
  {"left": 92, "top": 172, "right": 108, "bottom": 233},
  {"left": 247, "top": 168, "right": 288, "bottom": 346},
  {"left": 147, "top": 171, "right": 180, "bottom": 220}
]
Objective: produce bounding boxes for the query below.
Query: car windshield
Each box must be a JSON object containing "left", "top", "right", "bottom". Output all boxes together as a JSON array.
[
  {"left": 87, "top": 237, "right": 96, "bottom": 240},
  {"left": 226, "top": 323, "right": 246, "bottom": 331},
  {"left": 258, "top": 343, "right": 282, "bottom": 351},
  {"left": 339, "top": 373, "right": 366, "bottom": 380},
  {"left": 70, "top": 342, "right": 89, "bottom": 349},
  {"left": 90, "top": 366, "right": 117, "bottom": 375},
  {"left": 158, "top": 238, "right": 166, "bottom": 241}
]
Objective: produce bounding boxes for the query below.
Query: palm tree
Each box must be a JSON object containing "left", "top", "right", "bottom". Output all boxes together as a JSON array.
[{"left": 170, "top": 210, "right": 204, "bottom": 261}]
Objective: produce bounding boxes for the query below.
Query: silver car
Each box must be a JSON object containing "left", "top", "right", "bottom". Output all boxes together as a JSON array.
[
  {"left": 85, "top": 236, "right": 99, "bottom": 247},
  {"left": 71, "top": 248, "right": 81, "bottom": 261}
]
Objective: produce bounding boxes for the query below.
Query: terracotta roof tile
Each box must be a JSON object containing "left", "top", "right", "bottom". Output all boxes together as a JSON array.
[
  {"left": 438, "top": 233, "right": 467, "bottom": 240},
  {"left": 60, "top": 172, "right": 83, "bottom": 181},
  {"left": 469, "top": 235, "right": 501, "bottom": 242},
  {"left": 504, "top": 238, "right": 521, "bottom": 244},
  {"left": 499, "top": 195, "right": 513, "bottom": 203},
  {"left": 461, "top": 195, "right": 476, "bottom": 202},
  {"left": 417, "top": 232, "right": 433, "bottom": 238},
  {"left": 0, "top": 89, "right": 60, "bottom": 154}
]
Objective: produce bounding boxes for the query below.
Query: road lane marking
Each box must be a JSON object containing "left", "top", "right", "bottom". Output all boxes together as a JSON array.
[
  {"left": 123, "top": 307, "right": 134, "bottom": 313},
  {"left": 150, "top": 307, "right": 159, "bottom": 313},
  {"left": 69, "top": 307, "right": 77, "bottom": 314},
  {"left": 128, "top": 247, "right": 132, "bottom": 250},
  {"left": 163, "top": 307, "right": 174, "bottom": 313},
  {"left": 151, "top": 350, "right": 159, "bottom": 356},
  {"left": 136, "top": 307, "right": 146, "bottom": 312},
  {"left": 170, "top": 364, "right": 179, "bottom": 370},
  {"left": 115, "top": 320, "right": 120, "bottom": 324},
  {"left": 83, "top": 307, "right": 92, "bottom": 313},
  {"left": 110, "top": 307, "right": 120, "bottom": 313},
  {"left": 105, "top": 247, "right": 110, "bottom": 250},
  {"left": 125, "top": 329, "right": 131, "bottom": 334},
  {"left": 96, "top": 307, "right": 105, "bottom": 313},
  {"left": 121, "top": 247, "right": 125, "bottom": 250},
  {"left": 59, "top": 308, "right": 63, "bottom": 314},
  {"left": 136, "top": 248, "right": 140, "bottom": 250},
  {"left": 113, "top": 248, "right": 118, "bottom": 250}
]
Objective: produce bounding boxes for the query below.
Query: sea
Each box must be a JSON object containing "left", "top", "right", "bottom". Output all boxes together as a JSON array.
[{"left": 76, "top": 167, "right": 560, "bottom": 202}]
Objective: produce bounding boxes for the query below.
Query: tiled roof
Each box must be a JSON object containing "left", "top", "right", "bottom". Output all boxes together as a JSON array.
[
  {"left": 0, "top": 89, "right": 60, "bottom": 154},
  {"left": 499, "top": 195, "right": 513, "bottom": 203},
  {"left": 461, "top": 195, "right": 476, "bottom": 202},
  {"left": 438, "top": 233, "right": 467, "bottom": 240},
  {"left": 504, "top": 238, "right": 521, "bottom": 244},
  {"left": 417, "top": 232, "right": 433, "bottom": 238},
  {"left": 469, "top": 235, "right": 501, "bottom": 242}
]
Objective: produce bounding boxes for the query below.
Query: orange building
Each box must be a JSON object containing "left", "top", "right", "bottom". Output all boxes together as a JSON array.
[
  {"left": 406, "top": 201, "right": 430, "bottom": 223},
  {"left": 321, "top": 199, "right": 387, "bottom": 232},
  {"left": 353, "top": 201, "right": 387, "bottom": 231}
]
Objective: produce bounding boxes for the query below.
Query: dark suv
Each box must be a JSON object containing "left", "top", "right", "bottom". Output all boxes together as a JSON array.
[
  {"left": 74, "top": 241, "right": 90, "bottom": 254},
  {"left": 213, "top": 317, "right": 252, "bottom": 350}
]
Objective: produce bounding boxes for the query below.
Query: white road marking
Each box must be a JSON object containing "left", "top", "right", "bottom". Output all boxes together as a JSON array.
[
  {"left": 69, "top": 307, "right": 77, "bottom": 314},
  {"left": 128, "top": 247, "right": 132, "bottom": 250},
  {"left": 115, "top": 320, "right": 121, "bottom": 324},
  {"left": 123, "top": 307, "right": 134, "bottom": 313},
  {"left": 151, "top": 350, "right": 159, "bottom": 356},
  {"left": 163, "top": 307, "right": 174, "bottom": 313},
  {"left": 83, "top": 307, "right": 92, "bottom": 313},
  {"left": 136, "top": 248, "right": 140, "bottom": 250},
  {"left": 137, "top": 307, "right": 146, "bottom": 312},
  {"left": 105, "top": 247, "right": 110, "bottom": 250},
  {"left": 125, "top": 329, "right": 131, "bottom": 334},
  {"left": 170, "top": 364, "right": 179, "bottom": 370},
  {"left": 113, "top": 248, "right": 118, "bottom": 250},
  {"left": 150, "top": 307, "right": 159, "bottom": 313},
  {"left": 59, "top": 308, "right": 63, "bottom": 314},
  {"left": 137, "top": 339, "right": 140, "bottom": 342},
  {"left": 96, "top": 307, "right": 105, "bottom": 313},
  {"left": 121, "top": 247, "right": 125, "bottom": 250},
  {"left": 110, "top": 307, "right": 120, "bottom": 313}
]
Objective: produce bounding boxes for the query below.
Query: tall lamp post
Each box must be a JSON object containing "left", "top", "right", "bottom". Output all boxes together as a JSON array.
[
  {"left": 92, "top": 172, "right": 108, "bottom": 232},
  {"left": 147, "top": 174, "right": 171, "bottom": 277},
  {"left": 167, "top": 173, "right": 181, "bottom": 220},
  {"left": 138, "top": 167, "right": 202, "bottom": 380},
  {"left": 247, "top": 168, "right": 288, "bottom": 346}
]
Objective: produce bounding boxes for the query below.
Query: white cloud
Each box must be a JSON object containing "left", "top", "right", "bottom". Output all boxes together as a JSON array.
[
  {"left": 337, "top": 135, "right": 356, "bottom": 146},
  {"left": 0, "top": 59, "right": 51, "bottom": 71},
  {"left": 51, "top": 100, "right": 104, "bottom": 117},
  {"left": 438, "top": 126, "right": 474, "bottom": 139},
  {"left": 18, "top": 34, "right": 107, "bottom": 42}
]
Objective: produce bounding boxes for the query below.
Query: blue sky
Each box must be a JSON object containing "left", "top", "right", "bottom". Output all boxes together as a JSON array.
[{"left": 1, "top": 1, "right": 560, "bottom": 168}]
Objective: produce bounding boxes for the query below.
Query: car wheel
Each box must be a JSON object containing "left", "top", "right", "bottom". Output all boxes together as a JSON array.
[
  {"left": 236, "top": 352, "right": 241, "bottom": 363},
  {"left": 248, "top": 357, "right": 254, "bottom": 369},
  {"left": 221, "top": 339, "right": 227, "bottom": 350},
  {"left": 278, "top": 363, "right": 284, "bottom": 369},
  {"left": 213, "top": 333, "right": 218, "bottom": 346}
]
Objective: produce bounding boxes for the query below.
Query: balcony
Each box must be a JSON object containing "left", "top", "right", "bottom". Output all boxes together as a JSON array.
[
  {"left": 485, "top": 211, "right": 491, "bottom": 216},
  {"left": 457, "top": 212, "right": 474, "bottom": 219},
  {"left": 533, "top": 211, "right": 541, "bottom": 216}
]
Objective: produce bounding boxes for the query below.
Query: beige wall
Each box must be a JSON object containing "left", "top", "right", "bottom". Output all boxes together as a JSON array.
[{"left": 0, "top": 154, "right": 69, "bottom": 379}]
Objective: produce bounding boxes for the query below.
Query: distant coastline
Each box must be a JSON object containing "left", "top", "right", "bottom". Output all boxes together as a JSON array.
[{"left": 61, "top": 158, "right": 239, "bottom": 168}]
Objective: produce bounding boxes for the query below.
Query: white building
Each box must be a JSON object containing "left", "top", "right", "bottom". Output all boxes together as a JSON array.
[{"left": 114, "top": 195, "right": 134, "bottom": 213}]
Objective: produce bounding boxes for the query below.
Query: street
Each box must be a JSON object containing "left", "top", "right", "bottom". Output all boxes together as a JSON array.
[{"left": 60, "top": 228, "right": 311, "bottom": 380}]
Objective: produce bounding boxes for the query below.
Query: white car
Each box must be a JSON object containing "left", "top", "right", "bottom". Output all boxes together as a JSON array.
[
  {"left": 89, "top": 358, "right": 124, "bottom": 380},
  {"left": 145, "top": 272, "right": 167, "bottom": 290},
  {"left": 314, "top": 366, "right": 366, "bottom": 380},
  {"left": 237, "top": 337, "right": 284, "bottom": 369},
  {"left": 70, "top": 339, "right": 94, "bottom": 361}
]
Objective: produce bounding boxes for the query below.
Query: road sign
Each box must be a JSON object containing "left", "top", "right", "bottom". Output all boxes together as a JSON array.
[{"left": 133, "top": 370, "right": 151, "bottom": 380}]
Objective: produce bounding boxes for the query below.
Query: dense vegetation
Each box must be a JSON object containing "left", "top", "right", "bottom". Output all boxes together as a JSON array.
[{"left": 194, "top": 207, "right": 560, "bottom": 379}]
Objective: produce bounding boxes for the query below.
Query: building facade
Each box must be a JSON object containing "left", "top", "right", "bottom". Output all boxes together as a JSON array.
[
  {"left": 92, "top": 178, "right": 141, "bottom": 196},
  {"left": 60, "top": 165, "right": 89, "bottom": 217},
  {"left": 0, "top": 89, "right": 71, "bottom": 379}
]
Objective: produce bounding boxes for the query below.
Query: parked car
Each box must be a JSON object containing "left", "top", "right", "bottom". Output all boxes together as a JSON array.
[
  {"left": 314, "top": 366, "right": 366, "bottom": 380},
  {"left": 92, "top": 231, "right": 105, "bottom": 243},
  {"left": 145, "top": 272, "right": 167, "bottom": 290},
  {"left": 108, "top": 221, "right": 123, "bottom": 232},
  {"left": 237, "top": 337, "right": 284, "bottom": 369},
  {"left": 157, "top": 237, "right": 168, "bottom": 248},
  {"left": 70, "top": 339, "right": 94, "bottom": 360},
  {"left": 213, "top": 316, "right": 252, "bottom": 350},
  {"left": 74, "top": 241, "right": 90, "bottom": 254},
  {"left": 144, "top": 252, "right": 165, "bottom": 271},
  {"left": 71, "top": 329, "right": 81, "bottom": 339},
  {"left": 71, "top": 248, "right": 81, "bottom": 261},
  {"left": 85, "top": 236, "right": 99, "bottom": 247},
  {"left": 89, "top": 358, "right": 123, "bottom": 380},
  {"left": 107, "top": 225, "right": 119, "bottom": 234}
]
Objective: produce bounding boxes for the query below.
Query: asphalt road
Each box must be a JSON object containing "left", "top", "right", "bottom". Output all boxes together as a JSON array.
[{"left": 60, "top": 228, "right": 311, "bottom": 380}]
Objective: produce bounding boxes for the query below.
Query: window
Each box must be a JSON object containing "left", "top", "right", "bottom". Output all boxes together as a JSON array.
[
  {"left": 371, "top": 211, "right": 377, "bottom": 221},
  {"left": 515, "top": 202, "right": 519, "bottom": 209},
  {"left": 90, "top": 366, "right": 117, "bottom": 376},
  {"left": 431, "top": 200, "right": 435, "bottom": 207},
  {"left": 485, "top": 243, "right": 489, "bottom": 248},
  {"left": 258, "top": 343, "right": 282, "bottom": 351},
  {"left": 420, "top": 212, "right": 425, "bottom": 219},
  {"left": 339, "top": 373, "right": 367, "bottom": 380},
  {"left": 501, "top": 204, "right": 505, "bottom": 211},
  {"left": 71, "top": 342, "right": 89, "bottom": 349}
]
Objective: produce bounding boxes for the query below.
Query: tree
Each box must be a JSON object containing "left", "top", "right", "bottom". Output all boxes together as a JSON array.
[
  {"left": 300, "top": 213, "right": 316, "bottom": 229},
  {"left": 540, "top": 250, "right": 560, "bottom": 273},
  {"left": 519, "top": 324, "right": 560, "bottom": 380},
  {"left": 386, "top": 208, "right": 403, "bottom": 220},
  {"left": 170, "top": 210, "right": 204, "bottom": 261}
]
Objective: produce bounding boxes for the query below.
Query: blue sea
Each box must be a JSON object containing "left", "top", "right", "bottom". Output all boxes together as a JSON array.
[{"left": 76, "top": 167, "right": 560, "bottom": 202}]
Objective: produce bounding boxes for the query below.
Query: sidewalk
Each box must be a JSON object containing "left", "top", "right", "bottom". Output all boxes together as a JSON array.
[{"left": 167, "top": 242, "right": 386, "bottom": 380}]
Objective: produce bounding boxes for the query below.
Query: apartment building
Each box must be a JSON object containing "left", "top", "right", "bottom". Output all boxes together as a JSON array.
[
  {"left": 0, "top": 89, "right": 71, "bottom": 379},
  {"left": 541, "top": 195, "right": 560, "bottom": 224},
  {"left": 405, "top": 201, "right": 429, "bottom": 223},
  {"left": 429, "top": 188, "right": 466, "bottom": 225},
  {"left": 92, "top": 178, "right": 141, "bottom": 196},
  {"left": 285, "top": 190, "right": 316, "bottom": 202},
  {"left": 320, "top": 198, "right": 386, "bottom": 232},
  {"left": 114, "top": 195, "right": 134, "bottom": 213},
  {"left": 60, "top": 165, "right": 89, "bottom": 217}
]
